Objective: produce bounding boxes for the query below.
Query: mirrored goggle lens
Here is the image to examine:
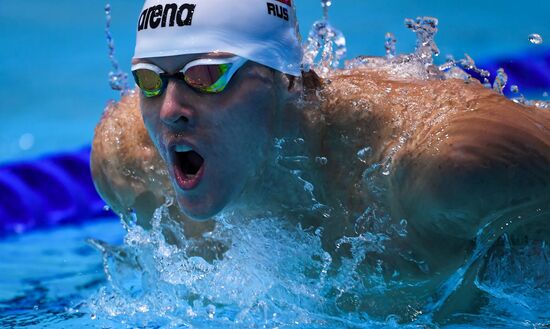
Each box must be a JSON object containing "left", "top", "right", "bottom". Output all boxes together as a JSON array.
[
  {"left": 184, "top": 63, "right": 232, "bottom": 92},
  {"left": 133, "top": 69, "right": 164, "bottom": 97}
]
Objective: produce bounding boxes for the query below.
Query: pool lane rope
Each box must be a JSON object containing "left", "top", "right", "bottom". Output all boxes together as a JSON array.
[{"left": 0, "top": 147, "right": 111, "bottom": 236}]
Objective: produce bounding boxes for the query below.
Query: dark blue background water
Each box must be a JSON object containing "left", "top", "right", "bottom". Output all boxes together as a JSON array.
[{"left": 0, "top": 0, "right": 549, "bottom": 162}]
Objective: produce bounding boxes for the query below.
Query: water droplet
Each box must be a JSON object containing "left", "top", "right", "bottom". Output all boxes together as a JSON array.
[
  {"left": 315, "top": 156, "right": 328, "bottom": 165},
  {"left": 186, "top": 307, "right": 197, "bottom": 317},
  {"left": 493, "top": 68, "right": 508, "bottom": 94},
  {"left": 394, "top": 219, "right": 408, "bottom": 237},
  {"left": 90, "top": 313, "right": 97, "bottom": 320},
  {"left": 357, "top": 147, "right": 372, "bottom": 163},
  {"left": 321, "top": 0, "right": 332, "bottom": 19},
  {"left": 18, "top": 133, "right": 34, "bottom": 151},
  {"left": 438, "top": 55, "right": 456, "bottom": 71},
  {"left": 315, "top": 227, "right": 324, "bottom": 237},
  {"left": 294, "top": 137, "right": 305, "bottom": 145},
  {"left": 302, "top": 5, "right": 346, "bottom": 74},
  {"left": 137, "top": 304, "right": 149, "bottom": 313},
  {"left": 510, "top": 85, "right": 519, "bottom": 93},
  {"left": 459, "top": 53, "right": 475, "bottom": 70},
  {"left": 384, "top": 32, "right": 397, "bottom": 59},
  {"left": 528, "top": 33, "right": 543, "bottom": 45},
  {"left": 321, "top": 0, "right": 332, "bottom": 8},
  {"left": 206, "top": 304, "right": 216, "bottom": 319},
  {"left": 404, "top": 16, "right": 440, "bottom": 63},
  {"left": 273, "top": 137, "right": 285, "bottom": 149},
  {"left": 33, "top": 305, "right": 39, "bottom": 311},
  {"left": 105, "top": 3, "right": 129, "bottom": 95},
  {"left": 103, "top": 205, "right": 111, "bottom": 211},
  {"left": 543, "top": 91, "right": 548, "bottom": 97}
]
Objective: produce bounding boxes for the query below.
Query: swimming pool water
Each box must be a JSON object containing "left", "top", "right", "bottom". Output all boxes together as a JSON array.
[
  {"left": 2, "top": 212, "right": 550, "bottom": 328},
  {"left": 0, "top": 219, "right": 122, "bottom": 328}
]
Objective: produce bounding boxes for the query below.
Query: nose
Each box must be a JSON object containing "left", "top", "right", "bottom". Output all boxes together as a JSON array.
[{"left": 159, "top": 80, "right": 196, "bottom": 131}]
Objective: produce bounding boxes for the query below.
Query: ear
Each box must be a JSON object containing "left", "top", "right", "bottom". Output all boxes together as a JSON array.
[
  {"left": 300, "top": 70, "right": 323, "bottom": 92},
  {"left": 276, "top": 70, "right": 324, "bottom": 101}
]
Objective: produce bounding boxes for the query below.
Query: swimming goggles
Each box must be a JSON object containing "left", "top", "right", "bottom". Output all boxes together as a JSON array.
[{"left": 131, "top": 56, "right": 248, "bottom": 97}]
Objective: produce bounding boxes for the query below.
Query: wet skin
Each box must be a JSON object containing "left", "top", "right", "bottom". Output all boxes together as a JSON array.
[{"left": 91, "top": 55, "right": 550, "bottom": 319}]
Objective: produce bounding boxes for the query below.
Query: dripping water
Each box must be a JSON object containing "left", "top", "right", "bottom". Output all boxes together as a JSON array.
[
  {"left": 105, "top": 3, "right": 130, "bottom": 96},
  {"left": 302, "top": 0, "right": 347, "bottom": 76}
]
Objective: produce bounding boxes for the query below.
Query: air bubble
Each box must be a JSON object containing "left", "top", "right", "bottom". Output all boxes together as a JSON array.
[
  {"left": 315, "top": 156, "right": 328, "bottom": 166},
  {"left": 357, "top": 147, "right": 372, "bottom": 163}
]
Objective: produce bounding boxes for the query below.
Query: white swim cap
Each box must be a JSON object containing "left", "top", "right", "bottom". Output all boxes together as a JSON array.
[{"left": 134, "top": 0, "right": 303, "bottom": 76}]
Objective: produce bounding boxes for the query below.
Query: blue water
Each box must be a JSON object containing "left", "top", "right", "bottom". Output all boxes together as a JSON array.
[
  {"left": 0, "top": 219, "right": 123, "bottom": 328},
  {"left": 1, "top": 0, "right": 550, "bottom": 328}
]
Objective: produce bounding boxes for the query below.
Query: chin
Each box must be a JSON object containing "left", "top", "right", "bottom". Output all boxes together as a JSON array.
[{"left": 175, "top": 193, "right": 227, "bottom": 221}]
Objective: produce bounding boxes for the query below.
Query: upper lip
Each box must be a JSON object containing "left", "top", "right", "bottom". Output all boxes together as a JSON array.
[
  {"left": 167, "top": 139, "right": 199, "bottom": 154},
  {"left": 166, "top": 139, "right": 203, "bottom": 164}
]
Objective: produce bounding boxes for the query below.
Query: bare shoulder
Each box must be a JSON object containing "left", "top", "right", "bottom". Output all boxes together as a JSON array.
[
  {"left": 389, "top": 80, "right": 550, "bottom": 239},
  {"left": 91, "top": 92, "right": 173, "bottom": 218}
]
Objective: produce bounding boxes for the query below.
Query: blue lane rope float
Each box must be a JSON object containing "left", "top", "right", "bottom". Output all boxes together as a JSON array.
[
  {"left": 0, "top": 50, "right": 548, "bottom": 236},
  {"left": 470, "top": 47, "right": 550, "bottom": 95},
  {"left": 0, "top": 147, "right": 112, "bottom": 236}
]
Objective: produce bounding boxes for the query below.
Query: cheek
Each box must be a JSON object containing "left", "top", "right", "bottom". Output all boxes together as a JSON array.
[
  {"left": 228, "top": 95, "right": 277, "bottom": 166},
  {"left": 139, "top": 99, "right": 163, "bottom": 147},
  {"left": 140, "top": 100, "right": 158, "bottom": 130},
  {"left": 140, "top": 96, "right": 160, "bottom": 132}
]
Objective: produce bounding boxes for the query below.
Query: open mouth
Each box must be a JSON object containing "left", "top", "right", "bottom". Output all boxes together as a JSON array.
[{"left": 173, "top": 145, "right": 205, "bottom": 190}]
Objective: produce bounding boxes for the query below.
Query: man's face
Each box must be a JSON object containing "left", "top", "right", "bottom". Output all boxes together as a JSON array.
[{"left": 137, "top": 53, "right": 283, "bottom": 220}]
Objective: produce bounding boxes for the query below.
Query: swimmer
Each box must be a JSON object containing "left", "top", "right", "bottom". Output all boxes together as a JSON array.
[{"left": 91, "top": 0, "right": 550, "bottom": 320}]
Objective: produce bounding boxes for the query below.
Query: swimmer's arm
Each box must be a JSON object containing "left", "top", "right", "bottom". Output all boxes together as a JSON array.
[
  {"left": 391, "top": 92, "right": 550, "bottom": 240},
  {"left": 90, "top": 93, "right": 173, "bottom": 226}
]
